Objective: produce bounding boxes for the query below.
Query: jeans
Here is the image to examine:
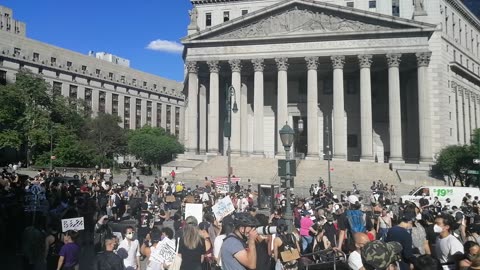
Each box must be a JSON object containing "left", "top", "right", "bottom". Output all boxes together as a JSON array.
[
  {"left": 378, "top": 228, "right": 389, "bottom": 241},
  {"left": 301, "top": 235, "right": 313, "bottom": 253}
]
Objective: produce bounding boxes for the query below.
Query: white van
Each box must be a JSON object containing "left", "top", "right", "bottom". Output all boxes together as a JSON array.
[{"left": 400, "top": 186, "right": 480, "bottom": 208}]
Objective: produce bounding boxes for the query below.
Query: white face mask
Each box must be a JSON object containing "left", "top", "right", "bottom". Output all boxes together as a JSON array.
[
  {"left": 126, "top": 233, "right": 134, "bottom": 240},
  {"left": 433, "top": 224, "right": 443, "bottom": 233},
  {"left": 416, "top": 213, "right": 422, "bottom": 220}
]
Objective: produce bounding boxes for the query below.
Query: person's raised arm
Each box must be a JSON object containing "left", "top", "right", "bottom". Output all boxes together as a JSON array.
[{"left": 233, "top": 230, "right": 258, "bottom": 269}]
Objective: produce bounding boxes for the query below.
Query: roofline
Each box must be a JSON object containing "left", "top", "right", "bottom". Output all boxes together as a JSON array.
[
  {"left": 190, "top": 0, "right": 255, "bottom": 4},
  {"left": 183, "top": 0, "right": 437, "bottom": 43},
  {"left": 446, "top": 0, "right": 480, "bottom": 32}
]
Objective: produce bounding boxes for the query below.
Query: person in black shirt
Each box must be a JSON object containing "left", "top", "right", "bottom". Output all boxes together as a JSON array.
[
  {"left": 96, "top": 236, "right": 124, "bottom": 270},
  {"left": 137, "top": 203, "right": 153, "bottom": 245},
  {"left": 419, "top": 194, "right": 430, "bottom": 209},
  {"left": 385, "top": 213, "right": 416, "bottom": 270}
]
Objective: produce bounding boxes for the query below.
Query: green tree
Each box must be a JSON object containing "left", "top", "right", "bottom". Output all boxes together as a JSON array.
[
  {"left": 434, "top": 144, "right": 474, "bottom": 186},
  {"left": 82, "top": 113, "right": 127, "bottom": 166},
  {"left": 128, "top": 126, "right": 184, "bottom": 167}
]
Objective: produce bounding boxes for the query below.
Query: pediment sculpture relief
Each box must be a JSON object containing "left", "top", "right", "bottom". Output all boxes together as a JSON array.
[{"left": 214, "top": 6, "right": 393, "bottom": 39}]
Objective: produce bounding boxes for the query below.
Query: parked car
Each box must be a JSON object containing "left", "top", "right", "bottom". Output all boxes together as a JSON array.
[{"left": 45, "top": 176, "right": 82, "bottom": 189}]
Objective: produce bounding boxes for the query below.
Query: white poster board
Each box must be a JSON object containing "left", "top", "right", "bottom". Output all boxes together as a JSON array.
[
  {"left": 185, "top": 203, "right": 203, "bottom": 223},
  {"left": 61, "top": 217, "right": 85, "bottom": 232},
  {"left": 150, "top": 239, "right": 176, "bottom": 264},
  {"left": 212, "top": 196, "right": 235, "bottom": 221}
]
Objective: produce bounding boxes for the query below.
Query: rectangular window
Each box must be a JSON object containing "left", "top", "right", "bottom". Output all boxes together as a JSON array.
[
  {"left": 132, "top": 79, "right": 137, "bottom": 86},
  {"left": 166, "top": 105, "right": 171, "bottom": 130},
  {"left": 368, "top": 0, "right": 376, "bottom": 9},
  {"left": 347, "top": 134, "right": 358, "bottom": 148},
  {"left": 153, "top": 84, "right": 157, "bottom": 90},
  {"left": 112, "top": 94, "right": 119, "bottom": 116},
  {"left": 121, "top": 76, "right": 125, "bottom": 83},
  {"left": 450, "top": 128, "right": 453, "bottom": 136},
  {"left": 223, "top": 11, "right": 230, "bottom": 22},
  {"left": 242, "top": 10, "right": 248, "bottom": 15},
  {"left": 147, "top": 101, "right": 152, "bottom": 126},
  {"left": 449, "top": 111, "right": 452, "bottom": 120},
  {"left": 33, "top": 52, "right": 39, "bottom": 61},
  {"left": 99, "top": 91, "right": 106, "bottom": 113},
  {"left": 95, "top": 69, "right": 100, "bottom": 75},
  {"left": 157, "top": 103, "right": 162, "bottom": 127},
  {"left": 51, "top": 57, "right": 56, "bottom": 65},
  {"left": 13, "top": 47, "right": 21, "bottom": 56},
  {"left": 52, "top": 81, "right": 62, "bottom": 96},
  {"left": 81, "top": 65, "right": 87, "bottom": 72},
  {"left": 0, "top": 70, "right": 7, "bottom": 85},
  {"left": 346, "top": 2, "right": 354, "bottom": 8},
  {"left": 143, "top": 81, "right": 147, "bottom": 87},
  {"left": 109, "top": 72, "right": 114, "bottom": 79},
  {"left": 67, "top": 61, "right": 72, "bottom": 68},
  {"left": 206, "top": 13, "right": 212, "bottom": 27},
  {"left": 85, "top": 88, "right": 92, "bottom": 112},
  {"left": 175, "top": 107, "right": 180, "bottom": 136}
]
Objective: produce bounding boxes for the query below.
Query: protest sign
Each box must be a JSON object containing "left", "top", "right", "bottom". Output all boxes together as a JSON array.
[
  {"left": 212, "top": 196, "right": 235, "bottom": 221},
  {"left": 185, "top": 203, "right": 203, "bottom": 223},
  {"left": 24, "top": 184, "right": 47, "bottom": 213},
  {"left": 150, "top": 238, "right": 176, "bottom": 264},
  {"left": 61, "top": 217, "right": 85, "bottom": 232}
]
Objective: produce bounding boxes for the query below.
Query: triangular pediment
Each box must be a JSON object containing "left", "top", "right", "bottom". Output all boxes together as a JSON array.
[{"left": 183, "top": 0, "right": 436, "bottom": 43}]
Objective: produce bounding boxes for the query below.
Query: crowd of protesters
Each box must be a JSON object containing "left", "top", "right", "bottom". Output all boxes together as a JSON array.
[{"left": 2, "top": 165, "right": 480, "bottom": 270}]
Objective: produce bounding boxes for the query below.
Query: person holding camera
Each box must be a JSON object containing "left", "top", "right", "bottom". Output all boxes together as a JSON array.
[
  {"left": 220, "top": 212, "right": 259, "bottom": 270},
  {"left": 273, "top": 222, "right": 301, "bottom": 270}
]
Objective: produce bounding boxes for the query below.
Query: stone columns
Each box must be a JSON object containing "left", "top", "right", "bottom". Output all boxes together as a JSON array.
[
  {"left": 416, "top": 52, "right": 432, "bottom": 162},
  {"left": 186, "top": 61, "right": 199, "bottom": 153},
  {"left": 91, "top": 89, "right": 99, "bottom": 117},
  {"left": 207, "top": 61, "right": 220, "bottom": 154},
  {"left": 252, "top": 58, "right": 265, "bottom": 156},
  {"left": 241, "top": 78, "right": 248, "bottom": 156},
  {"left": 306, "top": 56, "right": 319, "bottom": 158},
  {"left": 358, "top": 54, "right": 374, "bottom": 161},
  {"left": 457, "top": 87, "right": 465, "bottom": 144},
  {"left": 117, "top": 95, "right": 125, "bottom": 128},
  {"left": 276, "top": 57, "right": 289, "bottom": 154},
  {"left": 161, "top": 103, "right": 167, "bottom": 130},
  {"left": 129, "top": 98, "right": 136, "bottom": 130},
  {"left": 151, "top": 102, "right": 158, "bottom": 127},
  {"left": 105, "top": 92, "right": 113, "bottom": 114},
  {"left": 179, "top": 107, "right": 185, "bottom": 144},
  {"left": 477, "top": 96, "right": 480, "bottom": 130},
  {"left": 199, "top": 84, "right": 207, "bottom": 153},
  {"left": 171, "top": 105, "right": 177, "bottom": 135},
  {"left": 465, "top": 89, "right": 471, "bottom": 143},
  {"left": 386, "top": 54, "right": 403, "bottom": 162},
  {"left": 229, "top": 59, "right": 242, "bottom": 155},
  {"left": 331, "top": 55, "right": 347, "bottom": 159},
  {"left": 141, "top": 99, "right": 147, "bottom": 127},
  {"left": 470, "top": 93, "right": 476, "bottom": 133}
]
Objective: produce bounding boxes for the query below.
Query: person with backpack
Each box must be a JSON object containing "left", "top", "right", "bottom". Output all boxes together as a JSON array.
[
  {"left": 299, "top": 210, "right": 318, "bottom": 253},
  {"left": 274, "top": 222, "right": 301, "bottom": 270},
  {"left": 337, "top": 202, "right": 366, "bottom": 252}
]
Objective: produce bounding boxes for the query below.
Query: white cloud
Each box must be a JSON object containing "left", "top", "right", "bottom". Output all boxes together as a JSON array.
[{"left": 146, "top": 39, "right": 183, "bottom": 53}]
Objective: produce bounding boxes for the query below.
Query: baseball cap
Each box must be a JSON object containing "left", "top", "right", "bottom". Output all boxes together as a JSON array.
[
  {"left": 199, "top": 221, "right": 210, "bottom": 231},
  {"left": 361, "top": 240, "right": 402, "bottom": 270}
]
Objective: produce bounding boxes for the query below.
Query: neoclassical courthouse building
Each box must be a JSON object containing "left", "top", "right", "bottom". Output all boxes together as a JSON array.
[
  {"left": 0, "top": 6, "right": 185, "bottom": 139},
  {"left": 182, "top": 0, "right": 480, "bottom": 166}
]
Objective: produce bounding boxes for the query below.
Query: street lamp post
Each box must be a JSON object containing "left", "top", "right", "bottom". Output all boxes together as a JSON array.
[
  {"left": 279, "top": 122, "right": 295, "bottom": 234},
  {"left": 325, "top": 116, "right": 332, "bottom": 190},
  {"left": 224, "top": 85, "right": 238, "bottom": 191}
]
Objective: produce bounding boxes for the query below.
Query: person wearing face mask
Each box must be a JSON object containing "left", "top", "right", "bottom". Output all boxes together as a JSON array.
[
  {"left": 434, "top": 213, "right": 464, "bottom": 270},
  {"left": 459, "top": 241, "right": 480, "bottom": 270},
  {"left": 385, "top": 212, "right": 416, "bottom": 270},
  {"left": 220, "top": 212, "right": 259, "bottom": 270},
  {"left": 411, "top": 211, "right": 431, "bottom": 256},
  {"left": 117, "top": 226, "right": 140, "bottom": 270},
  {"left": 96, "top": 235, "right": 124, "bottom": 270}
]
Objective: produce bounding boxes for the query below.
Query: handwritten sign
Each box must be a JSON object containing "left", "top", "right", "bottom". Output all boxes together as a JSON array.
[
  {"left": 217, "top": 185, "right": 229, "bottom": 194},
  {"left": 61, "top": 217, "right": 85, "bottom": 232},
  {"left": 150, "top": 239, "right": 176, "bottom": 264},
  {"left": 212, "top": 196, "right": 235, "bottom": 221},
  {"left": 24, "top": 184, "right": 47, "bottom": 213},
  {"left": 185, "top": 203, "right": 203, "bottom": 224}
]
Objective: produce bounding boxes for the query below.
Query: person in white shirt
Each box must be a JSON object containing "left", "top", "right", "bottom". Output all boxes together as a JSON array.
[
  {"left": 117, "top": 226, "right": 141, "bottom": 270},
  {"left": 348, "top": 232, "right": 370, "bottom": 270},
  {"left": 434, "top": 213, "right": 464, "bottom": 270}
]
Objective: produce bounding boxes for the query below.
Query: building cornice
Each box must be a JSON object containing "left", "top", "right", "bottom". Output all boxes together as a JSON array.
[
  {"left": 190, "top": 0, "right": 251, "bottom": 4},
  {"left": 446, "top": 0, "right": 480, "bottom": 32}
]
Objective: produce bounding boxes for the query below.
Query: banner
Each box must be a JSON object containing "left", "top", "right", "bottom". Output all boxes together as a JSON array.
[
  {"left": 61, "top": 217, "right": 85, "bottom": 232},
  {"left": 212, "top": 196, "right": 235, "bottom": 221},
  {"left": 150, "top": 238, "right": 176, "bottom": 264},
  {"left": 185, "top": 203, "right": 203, "bottom": 224}
]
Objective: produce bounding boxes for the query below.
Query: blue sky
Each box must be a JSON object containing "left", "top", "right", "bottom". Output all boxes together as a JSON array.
[{"left": 2, "top": 0, "right": 193, "bottom": 82}]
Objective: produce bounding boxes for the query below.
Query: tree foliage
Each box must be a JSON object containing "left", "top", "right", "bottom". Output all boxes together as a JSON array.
[
  {"left": 82, "top": 113, "right": 127, "bottom": 159},
  {"left": 128, "top": 126, "right": 184, "bottom": 167}
]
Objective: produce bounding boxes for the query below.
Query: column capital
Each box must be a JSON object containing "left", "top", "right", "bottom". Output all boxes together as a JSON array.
[
  {"left": 305, "top": 56, "right": 319, "bottom": 70},
  {"left": 186, "top": 61, "right": 198, "bottom": 73},
  {"left": 207, "top": 60, "right": 220, "bottom": 73},
  {"left": 252, "top": 58, "right": 265, "bottom": 72},
  {"left": 451, "top": 81, "right": 458, "bottom": 89},
  {"left": 275, "top": 57, "right": 289, "bottom": 71},
  {"left": 228, "top": 59, "right": 242, "bottom": 73},
  {"left": 386, "top": 54, "right": 402, "bottom": 67},
  {"left": 330, "top": 55, "right": 345, "bottom": 69},
  {"left": 358, "top": 54, "right": 373, "bottom": 68},
  {"left": 459, "top": 87, "right": 465, "bottom": 96},
  {"left": 416, "top": 51, "right": 432, "bottom": 67}
]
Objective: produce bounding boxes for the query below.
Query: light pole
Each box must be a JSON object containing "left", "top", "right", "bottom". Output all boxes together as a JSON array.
[
  {"left": 224, "top": 85, "right": 238, "bottom": 191},
  {"left": 325, "top": 116, "right": 332, "bottom": 190},
  {"left": 279, "top": 122, "right": 295, "bottom": 234},
  {"left": 49, "top": 130, "right": 53, "bottom": 171}
]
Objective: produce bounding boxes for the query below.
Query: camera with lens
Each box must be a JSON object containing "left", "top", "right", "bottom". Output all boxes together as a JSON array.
[{"left": 256, "top": 226, "right": 277, "bottom": 235}]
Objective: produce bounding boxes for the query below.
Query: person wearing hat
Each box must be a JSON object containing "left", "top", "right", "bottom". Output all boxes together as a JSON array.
[
  {"left": 385, "top": 211, "right": 416, "bottom": 270},
  {"left": 220, "top": 212, "right": 259, "bottom": 270},
  {"left": 361, "top": 240, "right": 403, "bottom": 270},
  {"left": 434, "top": 213, "right": 464, "bottom": 269}
]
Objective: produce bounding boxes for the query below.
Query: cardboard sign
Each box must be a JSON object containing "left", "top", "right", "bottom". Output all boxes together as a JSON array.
[
  {"left": 185, "top": 195, "right": 195, "bottom": 203},
  {"left": 217, "top": 185, "right": 229, "bottom": 194},
  {"left": 212, "top": 196, "right": 235, "bottom": 221},
  {"left": 165, "top": 195, "right": 176, "bottom": 203},
  {"left": 185, "top": 203, "right": 203, "bottom": 223},
  {"left": 150, "top": 238, "right": 176, "bottom": 264},
  {"left": 61, "top": 217, "right": 85, "bottom": 232}
]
